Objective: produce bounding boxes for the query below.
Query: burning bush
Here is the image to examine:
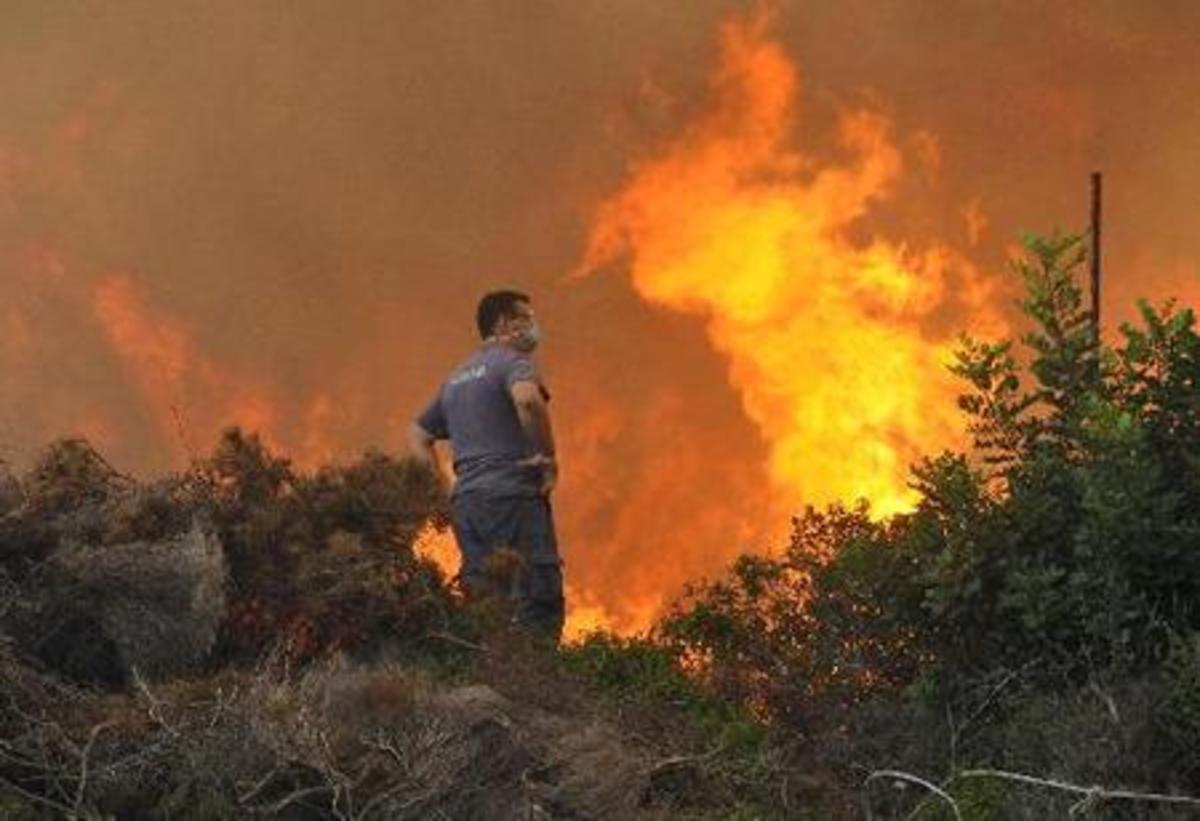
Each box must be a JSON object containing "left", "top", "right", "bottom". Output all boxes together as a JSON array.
[{"left": 199, "top": 429, "right": 455, "bottom": 665}]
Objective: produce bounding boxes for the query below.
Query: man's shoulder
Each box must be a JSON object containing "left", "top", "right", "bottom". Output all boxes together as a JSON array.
[
  {"left": 446, "top": 352, "right": 489, "bottom": 388},
  {"left": 478, "top": 344, "right": 539, "bottom": 376},
  {"left": 478, "top": 343, "right": 528, "bottom": 364},
  {"left": 443, "top": 345, "right": 540, "bottom": 394},
  {"left": 444, "top": 346, "right": 514, "bottom": 386}
]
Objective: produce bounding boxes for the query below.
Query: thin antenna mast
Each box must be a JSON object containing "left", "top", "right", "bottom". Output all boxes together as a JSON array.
[{"left": 1090, "top": 171, "right": 1102, "bottom": 334}]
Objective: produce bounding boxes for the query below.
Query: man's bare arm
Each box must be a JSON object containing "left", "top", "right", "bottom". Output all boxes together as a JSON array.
[
  {"left": 511, "top": 381, "right": 556, "bottom": 456},
  {"left": 511, "top": 380, "right": 558, "bottom": 493},
  {"left": 407, "top": 422, "right": 453, "bottom": 493}
]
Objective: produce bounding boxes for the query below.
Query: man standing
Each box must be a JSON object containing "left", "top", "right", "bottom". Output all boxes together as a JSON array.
[{"left": 408, "top": 290, "right": 564, "bottom": 640}]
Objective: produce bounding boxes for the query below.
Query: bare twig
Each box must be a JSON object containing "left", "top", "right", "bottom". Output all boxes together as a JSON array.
[
  {"left": 944, "top": 667, "right": 1020, "bottom": 781},
  {"left": 71, "top": 721, "right": 114, "bottom": 817},
  {"left": 0, "top": 737, "right": 45, "bottom": 770},
  {"left": 864, "top": 769, "right": 962, "bottom": 821},
  {"left": 237, "top": 766, "right": 282, "bottom": 805},
  {"left": 367, "top": 735, "right": 410, "bottom": 774},
  {"left": 201, "top": 682, "right": 240, "bottom": 730},
  {"left": 86, "top": 443, "right": 136, "bottom": 486},
  {"left": 316, "top": 728, "right": 358, "bottom": 821},
  {"left": 38, "top": 722, "right": 76, "bottom": 806},
  {"left": 945, "top": 703, "right": 957, "bottom": 773},
  {"left": 956, "top": 769, "right": 1200, "bottom": 810},
  {"left": 1088, "top": 679, "right": 1120, "bottom": 724},
  {"left": 256, "top": 784, "right": 332, "bottom": 815},
  {"left": 131, "top": 666, "right": 178, "bottom": 737},
  {"left": 0, "top": 773, "right": 73, "bottom": 815},
  {"left": 424, "top": 631, "right": 488, "bottom": 654},
  {"left": 386, "top": 788, "right": 440, "bottom": 817},
  {"left": 949, "top": 668, "right": 1020, "bottom": 761},
  {"left": 355, "top": 781, "right": 407, "bottom": 820},
  {"left": 648, "top": 743, "right": 726, "bottom": 779}
]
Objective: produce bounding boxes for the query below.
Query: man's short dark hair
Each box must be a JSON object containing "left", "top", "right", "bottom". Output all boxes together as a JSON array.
[{"left": 476, "top": 290, "right": 530, "bottom": 339}]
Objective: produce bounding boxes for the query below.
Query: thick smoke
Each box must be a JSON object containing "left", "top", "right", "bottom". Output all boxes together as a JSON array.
[{"left": 2, "top": 1, "right": 1198, "bottom": 628}]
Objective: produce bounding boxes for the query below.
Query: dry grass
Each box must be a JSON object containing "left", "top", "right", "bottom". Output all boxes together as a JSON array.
[
  {"left": 0, "top": 434, "right": 723, "bottom": 819},
  {"left": 0, "top": 643, "right": 677, "bottom": 819}
]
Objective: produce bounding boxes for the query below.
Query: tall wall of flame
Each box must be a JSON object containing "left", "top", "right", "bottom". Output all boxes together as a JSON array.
[{"left": 578, "top": 13, "right": 1007, "bottom": 516}]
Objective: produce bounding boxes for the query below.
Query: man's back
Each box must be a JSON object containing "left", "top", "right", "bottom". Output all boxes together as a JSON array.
[{"left": 418, "top": 343, "right": 545, "bottom": 498}]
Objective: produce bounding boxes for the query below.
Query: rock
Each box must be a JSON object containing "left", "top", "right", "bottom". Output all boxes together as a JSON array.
[{"left": 21, "top": 522, "right": 227, "bottom": 684}]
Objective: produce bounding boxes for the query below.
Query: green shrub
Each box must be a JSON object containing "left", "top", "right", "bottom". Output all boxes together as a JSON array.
[
  {"left": 562, "top": 632, "right": 764, "bottom": 751},
  {"left": 648, "top": 230, "right": 1200, "bottom": 811}
]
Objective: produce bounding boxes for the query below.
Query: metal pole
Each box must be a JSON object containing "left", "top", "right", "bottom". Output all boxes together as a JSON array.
[{"left": 1090, "top": 172, "right": 1102, "bottom": 333}]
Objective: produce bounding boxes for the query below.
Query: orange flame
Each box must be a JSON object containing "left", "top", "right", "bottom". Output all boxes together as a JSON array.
[
  {"left": 92, "top": 274, "right": 273, "bottom": 456},
  {"left": 577, "top": 12, "right": 1005, "bottom": 516},
  {"left": 411, "top": 522, "right": 615, "bottom": 640},
  {"left": 412, "top": 522, "right": 459, "bottom": 580},
  {"left": 90, "top": 274, "right": 344, "bottom": 468}
]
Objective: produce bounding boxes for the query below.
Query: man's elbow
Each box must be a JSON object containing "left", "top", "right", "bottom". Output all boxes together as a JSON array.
[
  {"left": 513, "top": 396, "right": 549, "bottom": 429},
  {"left": 512, "top": 395, "right": 541, "bottom": 416},
  {"left": 511, "top": 383, "right": 547, "bottom": 414}
]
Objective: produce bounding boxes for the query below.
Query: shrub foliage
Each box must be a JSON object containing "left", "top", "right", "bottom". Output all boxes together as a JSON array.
[{"left": 655, "top": 232, "right": 1200, "bottom": 814}]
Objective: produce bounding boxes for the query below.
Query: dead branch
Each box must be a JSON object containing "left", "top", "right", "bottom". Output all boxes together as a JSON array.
[
  {"left": 356, "top": 780, "right": 416, "bottom": 820},
  {"left": 131, "top": 666, "right": 178, "bottom": 737},
  {"left": 648, "top": 742, "right": 726, "bottom": 779},
  {"left": 1088, "top": 679, "right": 1120, "bottom": 724},
  {"left": 0, "top": 772, "right": 73, "bottom": 816},
  {"left": 424, "top": 631, "right": 488, "bottom": 654},
  {"left": 365, "top": 734, "right": 410, "bottom": 775},
  {"left": 255, "top": 783, "right": 332, "bottom": 816},
  {"left": 71, "top": 721, "right": 113, "bottom": 817},
  {"left": 956, "top": 769, "right": 1200, "bottom": 811},
  {"left": 864, "top": 769, "right": 962, "bottom": 821},
  {"left": 237, "top": 766, "right": 282, "bottom": 805}
]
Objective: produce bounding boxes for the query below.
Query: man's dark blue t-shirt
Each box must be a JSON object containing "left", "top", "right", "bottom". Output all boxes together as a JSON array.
[{"left": 417, "top": 343, "right": 548, "bottom": 498}]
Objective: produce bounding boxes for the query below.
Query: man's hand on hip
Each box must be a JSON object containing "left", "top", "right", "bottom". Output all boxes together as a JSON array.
[{"left": 518, "top": 453, "right": 558, "bottom": 496}]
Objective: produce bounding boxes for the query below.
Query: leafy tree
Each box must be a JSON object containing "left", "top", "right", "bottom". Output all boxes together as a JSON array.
[{"left": 658, "top": 230, "right": 1200, "bottom": 729}]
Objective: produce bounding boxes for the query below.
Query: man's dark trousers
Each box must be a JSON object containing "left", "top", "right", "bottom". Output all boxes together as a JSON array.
[{"left": 450, "top": 491, "right": 565, "bottom": 640}]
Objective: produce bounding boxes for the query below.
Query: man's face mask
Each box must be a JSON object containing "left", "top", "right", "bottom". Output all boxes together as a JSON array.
[
  {"left": 513, "top": 319, "right": 542, "bottom": 352},
  {"left": 505, "top": 306, "right": 541, "bottom": 352}
]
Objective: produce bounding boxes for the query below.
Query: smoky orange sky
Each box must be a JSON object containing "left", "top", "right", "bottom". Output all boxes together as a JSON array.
[{"left": 3, "top": 1, "right": 1200, "bottom": 633}]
